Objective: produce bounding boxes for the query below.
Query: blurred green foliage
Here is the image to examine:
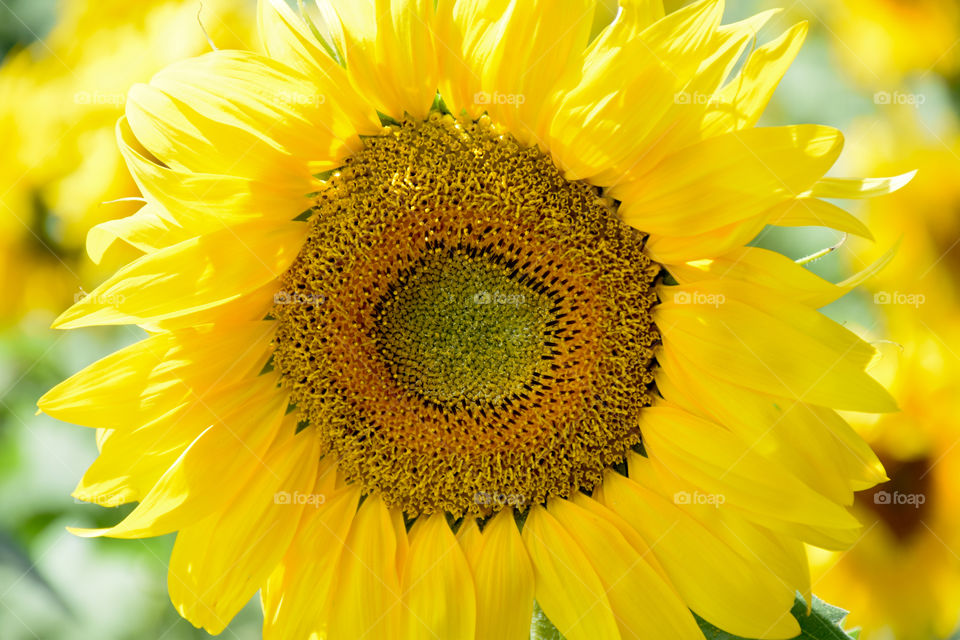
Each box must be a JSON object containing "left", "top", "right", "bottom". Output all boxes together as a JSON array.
[{"left": 0, "top": 0, "right": 53, "bottom": 57}]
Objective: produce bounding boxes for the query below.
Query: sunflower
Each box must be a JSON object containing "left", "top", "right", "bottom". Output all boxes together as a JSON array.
[
  {"left": 841, "top": 114, "right": 960, "bottom": 307},
  {"left": 810, "top": 0, "right": 960, "bottom": 84},
  {"left": 41, "top": 1, "right": 912, "bottom": 638},
  {"left": 0, "top": 52, "right": 71, "bottom": 321}
]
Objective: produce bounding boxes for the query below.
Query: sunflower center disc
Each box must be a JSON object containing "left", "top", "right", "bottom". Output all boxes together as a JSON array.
[
  {"left": 272, "top": 113, "right": 661, "bottom": 518},
  {"left": 375, "top": 249, "right": 553, "bottom": 406}
]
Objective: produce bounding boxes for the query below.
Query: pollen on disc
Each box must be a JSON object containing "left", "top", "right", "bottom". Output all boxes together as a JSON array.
[{"left": 272, "top": 112, "right": 661, "bottom": 518}]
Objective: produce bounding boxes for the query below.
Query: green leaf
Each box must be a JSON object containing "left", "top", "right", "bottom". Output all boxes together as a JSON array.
[
  {"left": 530, "top": 602, "right": 565, "bottom": 640},
  {"left": 793, "top": 595, "right": 859, "bottom": 639},
  {"left": 530, "top": 595, "right": 859, "bottom": 640}
]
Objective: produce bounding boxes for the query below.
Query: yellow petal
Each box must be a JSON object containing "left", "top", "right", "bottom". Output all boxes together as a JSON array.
[
  {"left": 817, "top": 405, "right": 889, "bottom": 489},
  {"left": 807, "top": 171, "right": 916, "bottom": 199},
  {"left": 439, "top": 0, "right": 595, "bottom": 144},
  {"left": 125, "top": 85, "right": 292, "bottom": 184},
  {"left": 661, "top": 276, "right": 880, "bottom": 371},
  {"left": 597, "top": 469, "right": 799, "bottom": 638},
  {"left": 711, "top": 509, "right": 812, "bottom": 606},
  {"left": 328, "top": 494, "right": 404, "bottom": 640},
  {"left": 390, "top": 505, "right": 410, "bottom": 579},
  {"left": 521, "top": 504, "right": 620, "bottom": 640},
  {"left": 401, "top": 514, "right": 476, "bottom": 639},
  {"left": 87, "top": 204, "right": 191, "bottom": 265},
  {"left": 646, "top": 210, "right": 770, "bottom": 265},
  {"left": 456, "top": 517, "right": 485, "bottom": 568},
  {"left": 766, "top": 196, "right": 874, "bottom": 239},
  {"left": 656, "top": 345, "right": 886, "bottom": 502},
  {"left": 39, "top": 322, "right": 275, "bottom": 429},
  {"left": 668, "top": 246, "right": 841, "bottom": 296},
  {"left": 128, "top": 50, "right": 357, "bottom": 181},
  {"left": 568, "top": 492, "right": 672, "bottom": 584},
  {"left": 117, "top": 118, "right": 307, "bottom": 236},
  {"left": 626, "top": 452, "right": 813, "bottom": 591},
  {"left": 151, "top": 51, "right": 357, "bottom": 175},
  {"left": 655, "top": 279, "right": 896, "bottom": 412},
  {"left": 73, "top": 376, "right": 279, "bottom": 505},
  {"left": 319, "top": 0, "right": 438, "bottom": 119},
  {"left": 598, "top": 9, "right": 779, "bottom": 185},
  {"left": 262, "top": 484, "right": 362, "bottom": 640},
  {"left": 640, "top": 404, "right": 863, "bottom": 535},
  {"left": 548, "top": 496, "right": 704, "bottom": 640},
  {"left": 471, "top": 510, "right": 534, "bottom": 640},
  {"left": 549, "top": 0, "right": 725, "bottom": 181},
  {"left": 666, "top": 245, "right": 893, "bottom": 310},
  {"left": 52, "top": 220, "right": 305, "bottom": 329},
  {"left": 616, "top": 125, "right": 843, "bottom": 236},
  {"left": 257, "top": 0, "right": 380, "bottom": 135},
  {"left": 587, "top": 0, "right": 665, "bottom": 53},
  {"left": 169, "top": 428, "right": 319, "bottom": 634},
  {"left": 68, "top": 375, "right": 288, "bottom": 539},
  {"left": 145, "top": 279, "right": 280, "bottom": 333},
  {"left": 656, "top": 353, "right": 840, "bottom": 502},
  {"left": 702, "top": 21, "right": 808, "bottom": 135}
]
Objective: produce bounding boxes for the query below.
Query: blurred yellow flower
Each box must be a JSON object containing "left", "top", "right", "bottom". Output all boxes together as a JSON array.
[
  {"left": 811, "top": 113, "right": 960, "bottom": 640},
  {"left": 810, "top": 324, "right": 960, "bottom": 640},
  {"left": 0, "top": 49, "right": 76, "bottom": 320},
  {"left": 815, "top": 0, "right": 960, "bottom": 84},
  {"left": 846, "top": 112, "right": 960, "bottom": 309},
  {"left": 22, "top": 0, "right": 254, "bottom": 244},
  {"left": 0, "top": 0, "right": 254, "bottom": 320}
]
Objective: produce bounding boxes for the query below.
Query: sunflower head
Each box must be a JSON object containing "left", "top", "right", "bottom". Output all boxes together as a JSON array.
[
  {"left": 39, "top": 1, "right": 913, "bottom": 638},
  {"left": 272, "top": 112, "right": 660, "bottom": 518}
]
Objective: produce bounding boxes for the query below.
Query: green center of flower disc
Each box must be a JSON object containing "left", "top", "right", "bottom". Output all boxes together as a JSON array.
[
  {"left": 374, "top": 248, "right": 554, "bottom": 406},
  {"left": 271, "top": 112, "right": 661, "bottom": 518}
]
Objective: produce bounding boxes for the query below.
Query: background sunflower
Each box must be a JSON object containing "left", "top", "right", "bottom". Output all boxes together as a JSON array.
[{"left": 0, "top": 1, "right": 958, "bottom": 639}]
